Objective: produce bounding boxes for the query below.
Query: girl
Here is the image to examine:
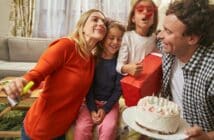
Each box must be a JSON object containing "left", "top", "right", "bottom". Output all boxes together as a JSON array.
[
  {"left": 74, "top": 21, "right": 125, "bottom": 140},
  {"left": 116, "top": 0, "right": 158, "bottom": 76},
  {"left": 2, "top": 9, "right": 106, "bottom": 140}
]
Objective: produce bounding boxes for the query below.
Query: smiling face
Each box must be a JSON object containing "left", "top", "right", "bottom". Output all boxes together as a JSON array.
[
  {"left": 83, "top": 12, "right": 106, "bottom": 43},
  {"left": 158, "top": 14, "right": 197, "bottom": 61},
  {"left": 102, "top": 26, "right": 124, "bottom": 59},
  {"left": 132, "top": 1, "right": 155, "bottom": 33}
]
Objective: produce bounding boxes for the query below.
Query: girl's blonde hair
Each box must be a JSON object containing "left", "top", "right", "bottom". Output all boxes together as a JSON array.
[
  {"left": 70, "top": 9, "right": 105, "bottom": 59},
  {"left": 95, "top": 20, "right": 126, "bottom": 60},
  {"left": 127, "top": 0, "right": 158, "bottom": 36}
]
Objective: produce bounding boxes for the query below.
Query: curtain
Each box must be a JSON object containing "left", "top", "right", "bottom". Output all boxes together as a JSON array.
[
  {"left": 32, "top": 0, "right": 67, "bottom": 38},
  {"left": 102, "top": 0, "right": 130, "bottom": 25},
  {"left": 9, "top": 0, "right": 174, "bottom": 38},
  {"left": 63, "top": 0, "right": 100, "bottom": 37},
  {"left": 9, "top": 0, "right": 35, "bottom": 37},
  {"left": 153, "top": 0, "right": 173, "bottom": 30},
  {"left": 32, "top": 0, "right": 130, "bottom": 38}
]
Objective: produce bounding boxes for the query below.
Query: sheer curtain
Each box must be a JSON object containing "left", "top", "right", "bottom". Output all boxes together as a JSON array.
[
  {"left": 32, "top": 0, "right": 67, "bottom": 38},
  {"left": 11, "top": 0, "right": 174, "bottom": 38},
  {"left": 102, "top": 0, "right": 130, "bottom": 25},
  {"left": 32, "top": 0, "right": 130, "bottom": 38},
  {"left": 153, "top": 0, "right": 172, "bottom": 30}
]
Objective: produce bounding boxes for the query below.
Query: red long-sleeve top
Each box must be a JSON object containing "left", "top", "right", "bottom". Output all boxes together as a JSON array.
[{"left": 23, "top": 38, "right": 95, "bottom": 139}]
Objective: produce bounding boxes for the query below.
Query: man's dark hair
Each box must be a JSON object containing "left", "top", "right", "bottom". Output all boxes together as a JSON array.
[{"left": 166, "top": 0, "right": 214, "bottom": 46}]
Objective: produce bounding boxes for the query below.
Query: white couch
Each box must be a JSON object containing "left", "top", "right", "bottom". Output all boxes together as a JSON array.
[{"left": 0, "top": 36, "right": 53, "bottom": 78}]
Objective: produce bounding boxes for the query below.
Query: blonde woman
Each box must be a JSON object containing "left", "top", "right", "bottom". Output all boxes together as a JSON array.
[{"left": 3, "top": 9, "right": 107, "bottom": 140}]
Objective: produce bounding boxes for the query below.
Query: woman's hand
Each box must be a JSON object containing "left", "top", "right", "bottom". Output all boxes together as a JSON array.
[
  {"left": 185, "top": 125, "right": 211, "bottom": 140},
  {"left": 2, "top": 77, "right": 27, "bottom": 100}
]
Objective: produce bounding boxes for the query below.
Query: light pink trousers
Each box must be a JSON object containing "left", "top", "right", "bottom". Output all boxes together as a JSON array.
[{"left": 74, "top": 102, "right": 119, "bottom": 140}]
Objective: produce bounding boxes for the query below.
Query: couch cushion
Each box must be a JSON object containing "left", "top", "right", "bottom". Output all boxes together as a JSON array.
[
  {"left": 0, "top": 60, "right": 36, "bottom": 78},
  {"left": 0, "top": 36, "right": 9, "bottom": 61},
  {"left": 8, "top": 37, "right": 53, "bottom": 62}
]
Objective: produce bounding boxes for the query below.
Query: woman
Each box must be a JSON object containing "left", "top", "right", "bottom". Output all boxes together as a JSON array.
[{"left": 3, "top": 9, "right": 107, "bottom": 140}]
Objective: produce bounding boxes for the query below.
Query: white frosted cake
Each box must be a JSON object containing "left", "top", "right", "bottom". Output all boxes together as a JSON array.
[{"left": 136, "top": 96, "right": 180, "bottom": 134}]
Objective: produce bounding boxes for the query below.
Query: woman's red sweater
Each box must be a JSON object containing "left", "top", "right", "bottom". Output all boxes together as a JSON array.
[{"left": 23, "top": 38, "right": 95, "bottom": 139}]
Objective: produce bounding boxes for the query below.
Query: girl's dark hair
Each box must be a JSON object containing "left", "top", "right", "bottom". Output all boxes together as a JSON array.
[
  {"left": 127, "top": 0, "right": 158, "bottom": 36},
  {"left": 166, "top": 0, "right": 214, "bottom": 46}
]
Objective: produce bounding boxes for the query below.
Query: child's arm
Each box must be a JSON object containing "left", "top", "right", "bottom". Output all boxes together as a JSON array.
[
  {"left": 86, "top": 85, "right": 97, "bottom": 113},
  {"left": 121, "top": 63, "right": 143, "bottom": 76},
  {"left": 102, "top": 73, "right": 122, "bottom": 113},
  {"left": 116, "top": 33, "right": 129, "bottom": 75}
]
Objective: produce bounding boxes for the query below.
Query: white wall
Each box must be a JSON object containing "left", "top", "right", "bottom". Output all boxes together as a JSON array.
[{"left": 0, "top": 0, "right": 10, "bottom": 35}]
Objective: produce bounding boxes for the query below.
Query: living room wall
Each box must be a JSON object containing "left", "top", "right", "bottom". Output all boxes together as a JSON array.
[{"left": 0, "top": 0, "right": 10, "bottom": 36}]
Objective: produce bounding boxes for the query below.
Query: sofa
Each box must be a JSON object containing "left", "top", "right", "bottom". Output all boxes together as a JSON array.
[{"left": 0, "top": 36, "right": 53, "bottom": 79}]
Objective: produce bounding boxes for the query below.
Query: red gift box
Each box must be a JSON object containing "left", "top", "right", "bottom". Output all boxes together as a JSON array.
[{"left": 120, "top": 53, "right": 162, "bottom": 106}]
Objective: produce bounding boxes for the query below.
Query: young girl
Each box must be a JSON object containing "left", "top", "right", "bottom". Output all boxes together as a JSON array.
[
  {"left": 74, "top": 21, "right": 125, "bottom": 140},
  {"left": 116, "top": 0, "right": 158, "bottom": 76}
]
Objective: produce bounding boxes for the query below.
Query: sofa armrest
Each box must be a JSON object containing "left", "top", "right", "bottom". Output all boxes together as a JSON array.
[{"left": 0, "top": 36, "right": 9, "bottom": 61}]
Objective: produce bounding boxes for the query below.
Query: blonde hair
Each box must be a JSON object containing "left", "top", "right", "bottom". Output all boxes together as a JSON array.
[
  {"left": 127, "top": 0, "right": 158, "bottom": 36},
  {"left": 70, "top": 9, "right": 105, "bottom": 59}
]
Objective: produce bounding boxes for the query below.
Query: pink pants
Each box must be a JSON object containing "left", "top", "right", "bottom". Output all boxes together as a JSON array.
[{"left": 74, "top": 102, "right": 119, "bottom": 140}]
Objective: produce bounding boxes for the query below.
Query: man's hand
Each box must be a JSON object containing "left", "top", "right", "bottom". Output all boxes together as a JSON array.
[{"left": 185, "top": 125, "right": 211, "bottom": 140}]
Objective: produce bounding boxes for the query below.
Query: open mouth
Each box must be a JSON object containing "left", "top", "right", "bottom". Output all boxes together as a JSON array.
[
  {"left": 109, "top": 45, "right": 120, "bottom": 51},
  {"left": 141, "top": 18, "right": 149, "bottom": 23},
  {"left": 142, "top": 18, "right": 147, "bottom": 21},
  {"left": 162, "top": 42, "right": 169, "bottom": 49},
  {"left": 110, "top": 45, "right": 118, "bottom": 49}
]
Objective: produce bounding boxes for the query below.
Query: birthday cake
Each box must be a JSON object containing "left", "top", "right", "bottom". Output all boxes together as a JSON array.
[{"left": 136, "top": 96, "right": 180, "bottom": 134}]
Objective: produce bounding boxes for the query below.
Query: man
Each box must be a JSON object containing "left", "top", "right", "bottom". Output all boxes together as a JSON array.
[{"left": 157, "top": 0, "right": 214, "bottom": 139}]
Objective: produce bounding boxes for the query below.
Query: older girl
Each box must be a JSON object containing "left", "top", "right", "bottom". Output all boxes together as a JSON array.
[{"left": 116, "top": 0, "right": 158, "bottom": 76}]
